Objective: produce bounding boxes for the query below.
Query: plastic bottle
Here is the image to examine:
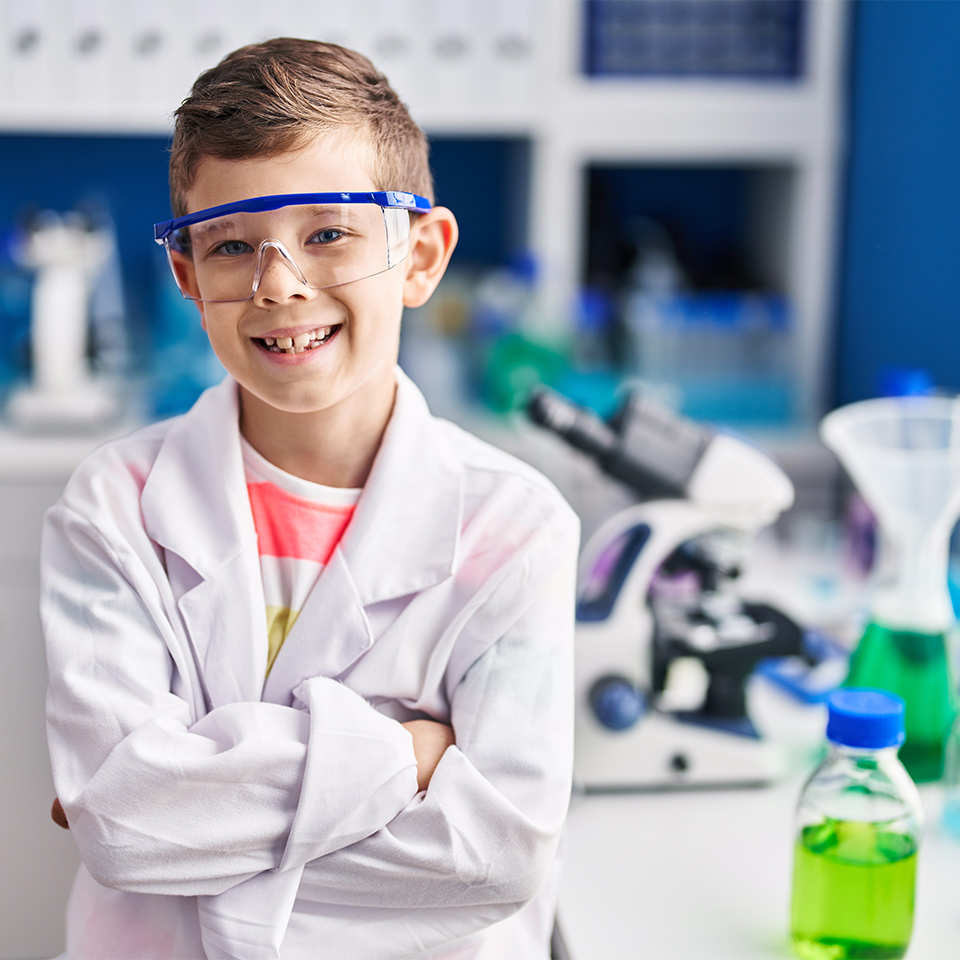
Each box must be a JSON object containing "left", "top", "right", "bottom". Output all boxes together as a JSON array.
[{"left": 790, "top": 689, "right": 922, "bottom": 960}]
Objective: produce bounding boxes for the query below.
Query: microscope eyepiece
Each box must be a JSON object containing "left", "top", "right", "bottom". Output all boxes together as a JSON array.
[
  {"left": 527, "top": 387, "right": 572, "bottom": 432},
  {"left": 527, "top": 387, "right": 617, "bottom": 461},
  {"left": 526, "top": 386, "right": 707, "bottom": 500}
]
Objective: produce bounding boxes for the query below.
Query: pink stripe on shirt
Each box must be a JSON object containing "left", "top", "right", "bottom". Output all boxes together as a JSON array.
[{"left": 247, "top": 482, "right": 355, "bottom": 563}]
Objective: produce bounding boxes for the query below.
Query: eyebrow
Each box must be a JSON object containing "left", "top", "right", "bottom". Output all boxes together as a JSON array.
[
  {"left": 191, "top": 218, "right": 240, "bottom": 242},
  {"left": 193, "top": 205, "right": 358, "bottom": 237},
  {"left": 305, "top": 204, "right": 347, "bottom": 216},
  {"left": 297, "top": 205, "right": 363, "bottom": 224}
]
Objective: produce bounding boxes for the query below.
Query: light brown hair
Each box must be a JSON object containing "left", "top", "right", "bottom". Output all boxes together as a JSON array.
[{"left": 169, "top": 37, "right": 433, "bottom": 216}]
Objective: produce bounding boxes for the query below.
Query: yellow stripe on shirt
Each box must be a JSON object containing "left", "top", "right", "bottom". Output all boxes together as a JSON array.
[{"left": 265, "top": 605, "right": 300, "bottom": 677}]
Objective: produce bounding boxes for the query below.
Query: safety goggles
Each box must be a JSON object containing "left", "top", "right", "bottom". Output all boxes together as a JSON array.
[{"left": 153, "top": 191, "right": 432, "bottom": 303}]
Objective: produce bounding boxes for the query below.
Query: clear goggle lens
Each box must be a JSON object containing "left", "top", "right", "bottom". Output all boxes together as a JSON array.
[{"left": 164, "top": 203, "right": 411, "bottom": 302}]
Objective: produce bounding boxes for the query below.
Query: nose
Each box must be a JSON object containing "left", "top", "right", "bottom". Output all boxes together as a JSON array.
[{"left": 251, "top": 239, "right": 316, "bottom": 306}]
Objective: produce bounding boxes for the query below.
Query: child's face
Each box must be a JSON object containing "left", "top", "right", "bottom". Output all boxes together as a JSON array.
[{"left": 180, "top": 134, "right": 411, "bottom": 421}]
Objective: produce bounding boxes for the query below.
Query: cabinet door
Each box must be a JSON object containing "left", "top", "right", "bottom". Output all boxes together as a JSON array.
[{"left": 0, "top": 482, "right": 80, "bottom": 960}]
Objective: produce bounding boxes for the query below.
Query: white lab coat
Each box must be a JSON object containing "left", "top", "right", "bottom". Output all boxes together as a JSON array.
[{"left": 43, "top": 369, "right": 579, "bottom": 960}]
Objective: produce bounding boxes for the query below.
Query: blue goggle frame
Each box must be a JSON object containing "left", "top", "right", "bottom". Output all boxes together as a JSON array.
[{"left": 153, "top": 191, "right": 433, "bottom": 244}]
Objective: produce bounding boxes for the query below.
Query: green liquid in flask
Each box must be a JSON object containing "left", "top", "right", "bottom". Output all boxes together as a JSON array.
[
  {"left": 845, "top": 621, "right": 958, "bottom": 782},
  {"left": 791, "top": 819, "right": 917, "bottom": 960}
]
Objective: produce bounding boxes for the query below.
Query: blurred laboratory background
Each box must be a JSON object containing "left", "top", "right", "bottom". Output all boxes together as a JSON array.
[{"left": 2, "top": 1, "right": 960, "bottom": 958}]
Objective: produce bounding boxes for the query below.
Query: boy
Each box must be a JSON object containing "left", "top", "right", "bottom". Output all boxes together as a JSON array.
[{"left": 43, "top": 38, "right": 579, "bottom": 960}]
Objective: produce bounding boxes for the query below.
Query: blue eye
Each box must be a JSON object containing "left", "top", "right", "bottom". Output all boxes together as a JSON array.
[
  {"left": 310, "top": 228, "right": 343, "bottom": 245},
  {"left": 214, "top": 240, "right": 253, "bottom": 257}
]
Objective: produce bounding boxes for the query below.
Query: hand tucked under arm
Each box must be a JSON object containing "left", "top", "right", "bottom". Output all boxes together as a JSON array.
[
  {"left": 51, "top": 797, "right": 69, "bottom": 829},
  {"left": 402, "top": 719, "right": 456, "bottom": 792},
  {"left": 47, "top": 719, "right": 449, "bottom": 832}
]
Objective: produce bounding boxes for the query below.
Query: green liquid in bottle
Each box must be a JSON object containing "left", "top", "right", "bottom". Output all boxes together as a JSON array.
[
  {"left": 845, "top": 620, "right": 958, "bottom": 781},
  {"left": 791, "top": 819, "right": 917, "bottom": 960}
]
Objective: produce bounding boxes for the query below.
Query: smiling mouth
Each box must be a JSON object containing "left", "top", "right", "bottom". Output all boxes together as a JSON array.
[{"left": 256, "top": 325, "right": 341, "bottom": 354}]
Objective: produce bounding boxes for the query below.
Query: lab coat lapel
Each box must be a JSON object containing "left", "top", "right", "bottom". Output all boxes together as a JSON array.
[
  {"left": 141, "top": 377, "right": 268, "bottom": 708},
  {"left": 175, "top": 550, "right": 268, "bottom": 708},
  {"left": 260, "top": 546, "right": 371, "bottom": 705},
  {"left": 342, "top": 368, "right": 463, "bottom": 605},
  {"left": 261, "top": 369, "right": 463, "bottom": 701}
]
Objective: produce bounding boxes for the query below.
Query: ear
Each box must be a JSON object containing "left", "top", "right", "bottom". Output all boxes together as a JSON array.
[
  {"left": 402, "top": 207, "right": 459, "bottom": 309},
  {"left": 168, "top": 249, "right": 208, "bottom": 328}
]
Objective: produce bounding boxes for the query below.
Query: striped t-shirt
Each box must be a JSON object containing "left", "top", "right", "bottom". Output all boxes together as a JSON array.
[{"left": 241, "top": 438, "right": 360, "bottom": 677}]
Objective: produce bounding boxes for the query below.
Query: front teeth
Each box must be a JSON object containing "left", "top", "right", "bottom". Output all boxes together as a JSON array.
[{"left": 262, "top": 326, "right": 336, "bottom": 354}]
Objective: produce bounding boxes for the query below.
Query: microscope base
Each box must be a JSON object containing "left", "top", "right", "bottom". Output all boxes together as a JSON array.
[{"left": 574, "top": 709, "right": 783, "bottom": 792}]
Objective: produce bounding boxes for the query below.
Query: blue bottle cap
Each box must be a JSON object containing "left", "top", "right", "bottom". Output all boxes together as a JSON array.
[{"left": 826, "top": 688, "right": 905, "bottom": 749}]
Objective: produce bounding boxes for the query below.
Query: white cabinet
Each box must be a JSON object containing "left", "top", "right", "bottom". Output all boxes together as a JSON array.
[
  {"left": 525, "top": 1, "right": 847, "bottom": 426},
  {"left": 0, "top": 0, "right": 547, "bottom": 133},
  {"left": 0, "top": 481, "right": 78, "bottom": 959},
  {"left": 0, "top": 430, "right": 134, "bottom": 959},
  {"left": 0, "top": 571, "right": 78, "bottom": 959}
]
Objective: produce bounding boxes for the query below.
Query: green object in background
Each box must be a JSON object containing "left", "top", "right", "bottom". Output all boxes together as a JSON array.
[
  {"left": 480, "top": 332, "right": 569, "bottom": 414},
  {"left": 791, "top": 819, "right": 917, "bottom": 960},
  {"left": 844, "top": 621, "right": 959, "bottom": 782}
]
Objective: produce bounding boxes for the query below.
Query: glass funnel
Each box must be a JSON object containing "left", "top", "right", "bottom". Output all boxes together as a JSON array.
[{"left": 820, "top": 396, "right": 960, "bottom": 781}]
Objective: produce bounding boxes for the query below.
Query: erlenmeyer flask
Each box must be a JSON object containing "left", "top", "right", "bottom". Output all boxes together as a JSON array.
[{"left": 820, "top": 396, "right": 960, "bottom": 781}]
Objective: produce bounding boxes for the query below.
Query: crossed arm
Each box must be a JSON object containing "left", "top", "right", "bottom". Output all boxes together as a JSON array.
[
  {"left": 43, "top": 497, "right": 577, "bottom": 908},
  {"left": 51, "top": 718, "right": 455, "bottom": 829}
]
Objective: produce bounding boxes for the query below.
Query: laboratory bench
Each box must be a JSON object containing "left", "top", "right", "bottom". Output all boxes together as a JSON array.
[{"left": 556, "top": 678, "right": 960, "bottom": 960}]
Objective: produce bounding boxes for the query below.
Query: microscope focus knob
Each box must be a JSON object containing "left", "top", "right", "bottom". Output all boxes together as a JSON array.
[{"left": 590, "top": 675, "right": 645, "bottom": 731}]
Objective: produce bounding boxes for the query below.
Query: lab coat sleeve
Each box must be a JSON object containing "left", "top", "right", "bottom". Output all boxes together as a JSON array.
[
  {"left": 43, "top": 502, "right": 419, "bottom": 897},
  {"left": 295, "top": 505, "right": 578, "bottom": 921}
]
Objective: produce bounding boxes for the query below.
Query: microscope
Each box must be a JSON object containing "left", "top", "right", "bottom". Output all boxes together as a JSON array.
[
  {"left": 529, "top": 388, "right": 803, "bottom": 790},
  {"left": 6, "top": 209, "right": 120, "bottom": 432}
]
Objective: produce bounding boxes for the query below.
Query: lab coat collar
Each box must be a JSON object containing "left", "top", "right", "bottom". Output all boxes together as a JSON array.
[
  {"left": 141, "top": 377, "right": 255, "bottom": 578},
  {"left": 140, "top": 370, "right": 463, "bottom": 704},
  {"left": 142, "top": 370, "right": 462, "bottom": 597}
]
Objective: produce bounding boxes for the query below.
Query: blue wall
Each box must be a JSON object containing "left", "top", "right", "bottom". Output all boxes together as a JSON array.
[
  {"left": 836, "top": 0, "right": 960, "bottom": 404},
  {"left": 0, "top": 133, "right": 173, "bottom": 328}
]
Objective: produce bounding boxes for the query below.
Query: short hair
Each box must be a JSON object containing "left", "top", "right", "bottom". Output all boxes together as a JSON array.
[{"left": 169, "top": 37, "right": 434, "bottom": 216}]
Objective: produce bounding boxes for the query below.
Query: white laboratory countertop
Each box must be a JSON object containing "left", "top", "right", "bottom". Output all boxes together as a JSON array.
[
  {"left": 557, "top": 682, "right": 960, "bottom": 960},
  {"left": 0, "top": 419, "right": 142, "bottom": 479}
]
